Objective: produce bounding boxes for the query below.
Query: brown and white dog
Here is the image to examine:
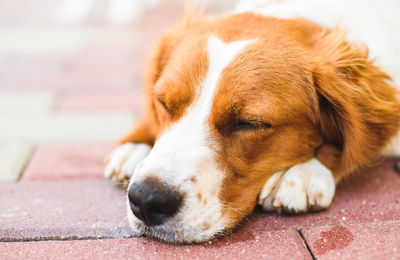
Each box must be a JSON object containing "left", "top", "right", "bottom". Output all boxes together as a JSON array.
[{"left": 105, "top": 0, "right": 400, "bottom": 243}]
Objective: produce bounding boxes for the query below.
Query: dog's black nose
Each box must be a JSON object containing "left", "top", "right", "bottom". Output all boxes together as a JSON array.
[{"left": 128, "top": 177, "right": 183, "bottom": 226}]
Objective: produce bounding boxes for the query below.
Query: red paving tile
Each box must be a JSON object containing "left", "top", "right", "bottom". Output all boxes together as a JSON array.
[
  {"left": 0, "top": 7, "right": 181, "bottom": 92},
  {"left": 0, "top": 180, "right": 133, "bottom": 241},
  {"left": 301, "top": 220, "right": 400, "bottom": 259},
  {"left": 0, "top": 179, "right": 312, "bottom": 259},
  {"left": 0, "top": 32, "right": 143, "bottom": 92},
  {"left": 57, "top": 92, "right": 143, "bottom": 113},
  {"left": 0, "top": 71, "right": 141, "bottom": 92},
  {"left": 0, "top": 229, "right": 311, "bottom": 260},
  {"left": 0, "top": 57, "right": 141, "bottom": 92},
  {"left": 240, "top": 159, "right": 400, "bottom": 232},
  {"left": 22, "top": 143, "right": 115, "bottom": 180},
  {"left": 17, "top": 151, "right": 400, "bottom": 243}
]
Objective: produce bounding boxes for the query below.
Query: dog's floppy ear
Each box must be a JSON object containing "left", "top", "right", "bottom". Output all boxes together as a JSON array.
[
  {"left": 118, "top": 10, "right": 206, "bottom": 145},
  {"left": 145, "top": 8, "right": 206, "bottom": 85},
  {"left": 311, "top": 29, "right": 400, "bottom": 176}
]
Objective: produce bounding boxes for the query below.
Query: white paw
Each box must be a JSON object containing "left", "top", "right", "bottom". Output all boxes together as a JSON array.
[
  {"left": 105, "top": 143, "right": 151, "bottom": 185},
  {"left": 258, "top": 158, "right": 335, "bottom": 213}
]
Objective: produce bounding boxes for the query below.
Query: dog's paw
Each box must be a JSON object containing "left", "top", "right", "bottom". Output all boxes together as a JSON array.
[
  {"left": 258, "top": 158, "right": 335, "bottom": 213},
  {"left": 105, "top": 143, "right": 151, "bottom": 186}
]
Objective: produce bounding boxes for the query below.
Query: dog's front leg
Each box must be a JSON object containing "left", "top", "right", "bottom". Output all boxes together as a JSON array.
[{"left": 104, "top": 120, "right": 155, "bottom": 186}]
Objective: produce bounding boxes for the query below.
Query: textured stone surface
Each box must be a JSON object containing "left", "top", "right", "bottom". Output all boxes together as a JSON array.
[
  {"left": 301, "top": 220, "right": 400, "bottom": 259},
  {"left": 0, "top": 229, "right": 311, "bottom": 260},
  {"left": 240, "top": 160, "right": 400, "bottom": 232},
  {"left": 0, "top": 112, "right": 135, "bottom": 143},
  {"left": 0, "top": 142, "right": 32, "bottom": 182},
  {"left": 0, "top": 180, "right": 133, "bottom": 241},
  {"left": 22, "top": 143, "right": 115, "bottom": 180}
]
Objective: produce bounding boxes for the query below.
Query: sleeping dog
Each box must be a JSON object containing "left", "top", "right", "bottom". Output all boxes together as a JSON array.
[{"left": 105, "top": 0, "right": 400, "bottom": 243}]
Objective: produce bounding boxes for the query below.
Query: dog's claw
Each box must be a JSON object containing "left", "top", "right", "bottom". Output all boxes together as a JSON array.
[
  {"left": 273, "top": 198, "right": 282, "bottom": 208},
  {"left": 308, "top": 193, "right": 316, "bottom": 206}
]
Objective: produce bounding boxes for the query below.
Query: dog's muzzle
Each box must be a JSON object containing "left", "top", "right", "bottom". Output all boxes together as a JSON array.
[{"left": 128, "top": 177, "right": 183, "bottom": 226}]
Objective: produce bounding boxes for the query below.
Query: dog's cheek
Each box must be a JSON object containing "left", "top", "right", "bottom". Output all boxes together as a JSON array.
[{"left": 217, "top": 170, "right": 263, "bottom": 226}]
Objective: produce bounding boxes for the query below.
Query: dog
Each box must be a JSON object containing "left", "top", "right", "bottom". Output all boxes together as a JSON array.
[{"left": 105, "top": 0, "right": 400, "bottom": 243}]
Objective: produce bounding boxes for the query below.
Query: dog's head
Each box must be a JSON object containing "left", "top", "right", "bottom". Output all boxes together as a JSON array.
[{"left": 127, "top": 13, "right": 400, "bottom": 243}]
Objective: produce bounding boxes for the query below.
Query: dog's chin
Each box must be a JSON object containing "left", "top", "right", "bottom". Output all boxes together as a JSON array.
[{"left": 126, "top": 206, "right": 227, "bottom": 244}]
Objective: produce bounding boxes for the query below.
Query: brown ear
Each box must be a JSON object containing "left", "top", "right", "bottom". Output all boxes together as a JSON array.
[
  {"left": 312, "top": 29, "right": 400, "bottom": 177},
  {"left": 145, "top": 7, "right": 206, "bottom": 85},
  {"left": 118, "top": 10, "right": 206, "bottom": 145}
]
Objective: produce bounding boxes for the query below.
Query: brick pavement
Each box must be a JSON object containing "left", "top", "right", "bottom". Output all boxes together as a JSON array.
[{"left": 0, "top": 0, "right": 399, "bottom": 259}]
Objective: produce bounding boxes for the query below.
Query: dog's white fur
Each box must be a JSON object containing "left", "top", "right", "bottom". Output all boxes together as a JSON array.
[
  {"left": 258, "top": 158, "right": 335, "bottom": 212},
  {"left": 105, "top": 143, "right": 151, "bottom": 182}
]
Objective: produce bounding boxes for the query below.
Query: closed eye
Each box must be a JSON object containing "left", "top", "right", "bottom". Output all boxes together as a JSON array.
[
  {"left": 156, "top": 97, "right": 170, "bottom": 114},
  {"left": 231, "top": 119, "right": 272, "bottom": 132}
]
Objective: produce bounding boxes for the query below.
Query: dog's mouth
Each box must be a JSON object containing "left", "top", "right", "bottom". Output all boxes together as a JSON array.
[
  {"left": 130, "top": 218, "right": 223, "bottom": 244},
  {"left": 126, "top": 200, "right": 228, "bottom": 244}
]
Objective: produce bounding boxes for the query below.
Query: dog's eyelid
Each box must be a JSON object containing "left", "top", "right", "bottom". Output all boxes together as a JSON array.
[
  {"left": 231, "top": 118, "right": 272, "bottom": 132},
  {"left": 155, "top": 96, "right": 170, "bottom": 113},
  {"left": 230, "top": 108, "right": 272, "bottom": 127},
  {"left": 238, "top": 115, "right": 272, "bottom": 125},
  {"left": 248, "top": 119, "right": 272, "bottom": 128}
]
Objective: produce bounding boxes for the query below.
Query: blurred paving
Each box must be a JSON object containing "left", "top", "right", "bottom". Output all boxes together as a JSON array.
[
  {"left": 0, "top": 112, "right": 135, "bottom": 143},
  {"left": 22, "top": 143, "right": 115, "bottom": 180},
  {"left": 0, "top": 143, "right": 32, "bottom": 181},
  {"left": 0, "top": 0, "right": 399, "bottom": 259}
]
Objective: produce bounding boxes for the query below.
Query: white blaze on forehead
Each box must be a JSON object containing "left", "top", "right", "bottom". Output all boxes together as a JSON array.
[
  {"left": 196, "top": 36, "right": 255, "bottom": 122},
  {"left": 133, "top": 35, "right": 255, "bottom": 185},
  {"left": 130, "top": 36, "right": 255, "bottom": 241}
]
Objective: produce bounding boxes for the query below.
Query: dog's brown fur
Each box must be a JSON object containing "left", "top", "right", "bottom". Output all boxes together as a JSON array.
[{"left": 118, "top": 12, "right": 400, "bottom": 225}]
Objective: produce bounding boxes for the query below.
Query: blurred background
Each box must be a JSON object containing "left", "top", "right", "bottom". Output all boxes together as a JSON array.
[{"left": 0, "top": 0, "right": 239, "bottom": 181}]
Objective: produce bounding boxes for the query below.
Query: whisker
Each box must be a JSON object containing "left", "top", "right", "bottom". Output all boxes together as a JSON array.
[
  {"left": 126, "top": 85, "right": 155, "bottom": 100},
  {"left": 220, "top": 202, "right": 251, "bottom": 223},
  {"left": 109, "top": 181, "right": 129, "bottom": 187}
]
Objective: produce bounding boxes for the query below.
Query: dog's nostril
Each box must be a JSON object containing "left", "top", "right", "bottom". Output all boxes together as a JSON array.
[
  {"left": 149, "top": 206, "right": 162, "bottom": 215},
  {"left": 394, "top": 161, "right": 400, "bottom": 174},
  {"left": 128, "top": 178, "right": 183, "bottom": 226}
]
